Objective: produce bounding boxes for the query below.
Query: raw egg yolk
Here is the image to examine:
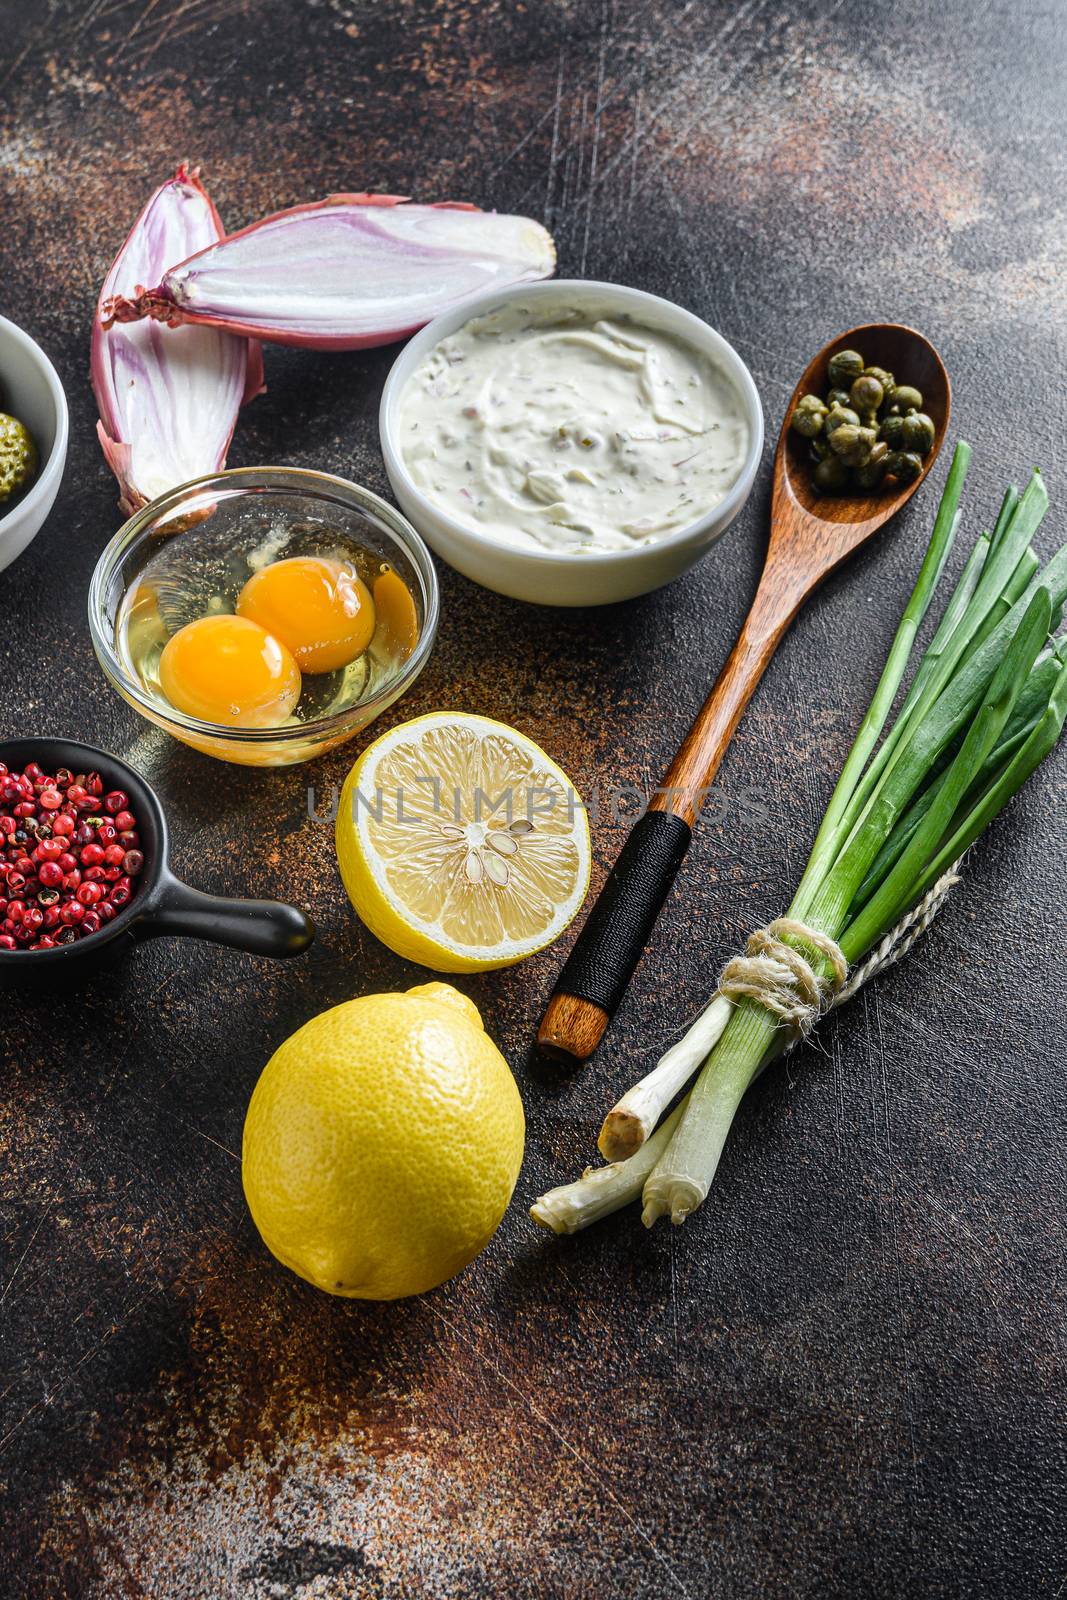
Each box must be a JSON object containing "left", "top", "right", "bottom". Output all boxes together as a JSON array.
[
  {"left": 159, "top": 614, "right": 302, "bottom": 728},
  {"left": 372, "top": 568, "right": 419, "bottom": 662},
  {"left": 236, "top": 557, "right": 376, "bottom": 674}
]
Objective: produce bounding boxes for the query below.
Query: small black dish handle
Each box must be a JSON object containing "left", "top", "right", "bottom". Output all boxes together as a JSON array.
[{"left": 140, "top": 872, "right": 315, "bottom": 958}]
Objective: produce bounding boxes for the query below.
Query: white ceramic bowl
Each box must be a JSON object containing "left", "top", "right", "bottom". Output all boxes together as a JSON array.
[
  {"left": 380, "top": 279, "right": 764, "bottom": 607},
  {"left": 0, "top": 315, "right": 68, "bottom": 576}
]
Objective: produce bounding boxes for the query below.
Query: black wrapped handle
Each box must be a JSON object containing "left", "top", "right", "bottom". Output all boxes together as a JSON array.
[{"left": 552, "top": 809, "right": 692, "bottom": 1016}]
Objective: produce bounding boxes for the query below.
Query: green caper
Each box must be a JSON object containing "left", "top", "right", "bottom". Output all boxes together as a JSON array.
[
  {"left": 813, "top": 454, "right": 849, "bottom": 493},
  {"left": 850, "top": 374, "right": 884, "bottom": 413},
  {"left": 827, "top": 349, "right": 865, "bottom": 389},
  {"left": 853, "top": 440, "right": 888, "bottom": 490},
  {"left": 884, "top": 450, "right": 923, "bottom": 484},
  {"left": 825, "top": 422, "right": 876, "bottom": 467},
  {"left": 900, "top": 411, "right": 935, "bottom": 456},
  {"left": 879, "top": 413, "right": 906, "bottom": 449},
  {"left": 802, "top": 348, "right": 929, "bottom": 498},
  {"left": 890, "top": 384, "right": 923, "bottom": 414},
  {"left": 864, "top": 366, "right": 896, "bottom": 404},
  {"left": 824, "top": 405, "right": 860, "bottom": 435},
  {"left": 828, "top": 423, "right": 877, "bottom": 466},
  {"left": 791, "top": 393, "right": 828, "bottom": 439}
]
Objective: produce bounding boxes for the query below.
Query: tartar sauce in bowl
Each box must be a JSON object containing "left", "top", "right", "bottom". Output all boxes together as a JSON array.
[{"left": 396, "top": 301, "right": 750, "bottom": 554}]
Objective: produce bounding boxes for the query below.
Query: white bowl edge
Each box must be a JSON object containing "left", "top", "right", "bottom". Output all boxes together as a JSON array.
[{"left": 0, "top": 314, "right": 69, "bottom": 576}]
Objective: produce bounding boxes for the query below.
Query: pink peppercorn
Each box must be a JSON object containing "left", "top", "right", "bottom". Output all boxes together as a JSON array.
[{"left": 0, "top": 762, "right": 145, "bottom": 952}]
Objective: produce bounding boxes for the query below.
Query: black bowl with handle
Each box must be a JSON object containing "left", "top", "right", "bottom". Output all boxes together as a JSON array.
[{"left": 0, "top": 737, "right": 315, "bottom": 983}]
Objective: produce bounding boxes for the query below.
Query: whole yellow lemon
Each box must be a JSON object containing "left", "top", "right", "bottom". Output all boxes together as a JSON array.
[{"left": 241, "top": 983, "right": 524, "bottom": 1300}]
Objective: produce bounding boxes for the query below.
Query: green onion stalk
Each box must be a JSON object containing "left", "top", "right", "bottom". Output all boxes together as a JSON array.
[{"left": 533, "top": 446, "right": 1067, "bottom": 1236}]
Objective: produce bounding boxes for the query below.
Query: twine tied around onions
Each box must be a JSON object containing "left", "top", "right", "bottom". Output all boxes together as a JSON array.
[{"left": 717, "top": 860, "right": 963, "bottom": 1042}]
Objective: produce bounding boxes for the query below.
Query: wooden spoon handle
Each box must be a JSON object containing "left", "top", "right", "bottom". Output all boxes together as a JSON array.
[
  {"left": 538, "top": 567, "right": 805, "bottom": 1063},
  {"left": 652, "top": 569, "right": 803, "bottom": 825},
  {"left": 538, "top": 809, "right": 693, "bottom": 1061}
]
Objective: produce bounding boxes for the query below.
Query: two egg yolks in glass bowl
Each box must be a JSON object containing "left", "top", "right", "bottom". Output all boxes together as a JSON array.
[{"left": 156, "top": 556, "right": 419, "bottom": 730}]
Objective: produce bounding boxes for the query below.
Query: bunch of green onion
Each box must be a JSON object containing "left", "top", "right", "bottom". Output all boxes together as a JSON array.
[{"left": 532, "top": 443, "right": 1067, "bottom": 1235}]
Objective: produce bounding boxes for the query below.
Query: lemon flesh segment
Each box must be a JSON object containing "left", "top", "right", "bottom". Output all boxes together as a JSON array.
[{"left": 337, "top": 712, "right": 590, "bottom": 972}]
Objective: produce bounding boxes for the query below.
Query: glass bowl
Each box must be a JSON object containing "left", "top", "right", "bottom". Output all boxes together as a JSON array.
[{"left": 88, "top": 467, "right": 440, "bottom": 767}]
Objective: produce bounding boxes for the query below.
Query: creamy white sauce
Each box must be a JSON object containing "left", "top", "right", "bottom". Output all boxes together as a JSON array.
[{"left": 397, "top": 301, "right": 749, "bottom": 553}]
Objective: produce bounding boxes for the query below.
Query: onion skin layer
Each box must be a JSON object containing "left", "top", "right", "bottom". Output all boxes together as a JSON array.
[
  {"left": 92, "top": 164, "right": 263, "bottom": 516},
  {"left": 101, "top": 193, "right": 557, "bottom": 351}
]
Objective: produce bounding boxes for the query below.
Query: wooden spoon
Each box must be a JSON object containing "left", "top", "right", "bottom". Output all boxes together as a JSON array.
[{"left": 538, "top": 322, "right": 951, "bottom": 1062}]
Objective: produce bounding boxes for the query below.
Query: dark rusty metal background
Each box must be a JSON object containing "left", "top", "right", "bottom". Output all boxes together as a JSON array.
[{"left": 1, "top": 2, "right": 1066, "bottom": 1595}]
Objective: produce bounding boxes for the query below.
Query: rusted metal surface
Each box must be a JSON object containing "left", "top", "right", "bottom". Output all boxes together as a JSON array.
[{"left": 1, "top": 1, "right": 1065, "bottom": 1594}]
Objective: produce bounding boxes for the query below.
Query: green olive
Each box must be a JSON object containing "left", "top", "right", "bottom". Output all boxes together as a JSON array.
[
  {"left": 828, "top": 423, "right": 877, "bottom": 466},
  {"left": 824, "top": 405, "right": 860, "bottom": 435},
  {"left": 864, "top": 366, "right": 896, "bottom": 404},
  {"left": 0, "top": 413, "right": 38, "bottom": 504},
  {"left": 849, "top": 374, "right": 884, "bottom": 413},
  {"left": 827, "top": 349, "right": 865, "bottom": 389},
  {"left": 890, "top": 384, "right": 923, "bottom": 414},
  {"left": 879, "top": 413, "right": 906, "bottom": 449},
  {"left": 826, "top": 387, "right": 852, "bottom": 410},
  {"left": 900, "top": 411, "right": 935, "bottom": 456},
  {"left": 791, "top": 393, "right": 828, "bottom": 439},
  {"left": 884, "top": 450, "right": 923, "bottom": 485},
  {"left": 853, "top": 441, "right": 888, "bottom": 490},
  {"left": 813, "top": 454, "right": 849, "bottom": 493}
]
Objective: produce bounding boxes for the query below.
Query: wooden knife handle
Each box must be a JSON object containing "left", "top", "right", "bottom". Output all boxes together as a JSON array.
[{"left": 538, "top": 575, "right": 801, "bottom": 1062}]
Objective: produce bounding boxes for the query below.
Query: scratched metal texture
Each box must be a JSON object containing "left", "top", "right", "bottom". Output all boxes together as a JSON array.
[{"left": 1, "top": 1, "right": 1065, "bottom": 1596}]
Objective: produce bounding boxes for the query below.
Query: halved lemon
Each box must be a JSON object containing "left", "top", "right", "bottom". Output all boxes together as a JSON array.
[{"left": 336, "top": 712, "right": 590, "bottom": 971}]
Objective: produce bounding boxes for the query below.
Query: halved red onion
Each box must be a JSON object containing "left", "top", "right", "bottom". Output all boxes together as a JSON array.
[
  {"left": 92, "top": 165, "right": 263, "bottom": 516},
  {"left": 101, "top": 194, "right": 556, "bottom": 350}
]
